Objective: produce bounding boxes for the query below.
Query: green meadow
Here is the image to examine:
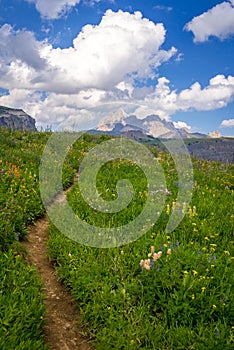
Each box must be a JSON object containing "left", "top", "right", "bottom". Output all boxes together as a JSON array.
[{"left": 0, "top": 128, "right": 233, "bottom": 349}]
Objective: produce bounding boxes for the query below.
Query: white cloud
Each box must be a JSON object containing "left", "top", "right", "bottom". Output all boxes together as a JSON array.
[
  {"left": 134, "top": 74, "right": 234, "bottom": 120},
  {"left": 26, "top": 0, "right": 80, "bottom": 19},
  {"left": 0, "top": 24, "right": 46, "bottom": 70},
  {"left": 154, "top": 5, "right": 173, "bottom": 12},
  {"left": 173, "top": 121, "right": 191, "bottom": 131},
  {"left": 51, "top": 9, "right": 176, "bottom": 89},
  {"left": 0, "top": 11, "right": 176, "bottom": 94},
  {"left": 220, "top": 118, "right": 234, "bottom": 128},
  {"left": 0, "top": 10, "right": 234, "bottom": 130},
  {"left": 1, "top": 73, "right": 234, "bottom": 130},
  {"left": 177, "top": 75, "right": 234, "bottom": 110},
  {"left": 83, "top": 0, "right": 114, "bottom": 7},
  {"left": 185, "top": 0, "right": 234, "bottom": 42}
]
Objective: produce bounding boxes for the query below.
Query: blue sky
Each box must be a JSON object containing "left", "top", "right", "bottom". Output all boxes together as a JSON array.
[{"left": 0, "top": 0, "right": 234, "bottom": 135}]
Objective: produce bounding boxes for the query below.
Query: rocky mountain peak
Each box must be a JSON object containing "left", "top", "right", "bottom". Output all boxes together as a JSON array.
[
  {"left": 96, "top": 108, "right": 208, "bottom": 139},
  {"left": 0, "top": 106, "right": 36, "bottom": 131}
]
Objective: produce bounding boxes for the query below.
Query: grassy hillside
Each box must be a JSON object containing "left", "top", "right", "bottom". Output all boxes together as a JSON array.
[
  {"left": 0, "top": 128, "right": 74, "bottom": 349},
  {"left": 0, "top": 128, "right": 49, "bottom": 349},
  {"left": 48, "top": 135, "right": 234, "bottom": 349},
  {"left": 0, "top": 128, "right": 233, "bottom": 349}
]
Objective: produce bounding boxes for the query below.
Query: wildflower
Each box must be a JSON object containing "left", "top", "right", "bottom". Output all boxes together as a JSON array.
[
  {"left": 183, "top": 270, "right": 189, "bottom": 275},
  {"left": 201, "top": 287, "right": 206, "bottom": 293},
  {"left": 153, "top": 251, "right": 162, "bottom": 261},
  {"left": 212, "top": 304, "right": 217, "bottom": 309},
  {"left": 150, "top": 245, "right": 155, "bottom": 253},
  {"left": 192, "top": 270, "right": 198, "bottom": 276},
  {"left": 166, "top": 204, "right": 170, "bottom": 214},
  {"left": 188, "top": 208, "right": 193, "bottom": 215},
  {"left": 191, "top": 294, "right": 195, "bottom": 300},
  {"left": 205, "top": 237, "right": 209, "bottom": 240},
  {"left": 167, "top": 248, "right": 172, "bottom": 255},
  {"left": 224, "top": 250, "right": 230, "bottom": 255}
]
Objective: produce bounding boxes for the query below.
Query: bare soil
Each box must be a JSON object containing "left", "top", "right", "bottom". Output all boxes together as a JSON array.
[{"left": 22, "top": 203, "right": 95, "bottom": 349}]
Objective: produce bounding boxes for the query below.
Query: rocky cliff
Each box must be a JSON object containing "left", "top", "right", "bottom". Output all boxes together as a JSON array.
[{"left": 0, "top": 106, "right": 36, "bottom": 131}]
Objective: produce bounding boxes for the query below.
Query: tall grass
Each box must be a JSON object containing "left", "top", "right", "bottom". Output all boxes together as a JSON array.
[{"left": 48, "top": 136, "right": 234, "bottom": 349}]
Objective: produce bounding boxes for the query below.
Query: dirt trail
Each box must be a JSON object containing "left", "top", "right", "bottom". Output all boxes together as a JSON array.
[{"left": 22, "top": 186, "right": 95, "bottom": 350}]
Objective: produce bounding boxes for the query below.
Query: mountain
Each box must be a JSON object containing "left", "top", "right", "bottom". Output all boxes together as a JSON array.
[
  {"left": 0, "top": 106, "right": 36, "bottom": 131},
  {"left": 96, "top": 109, "right": 208, "bottom": 139}
]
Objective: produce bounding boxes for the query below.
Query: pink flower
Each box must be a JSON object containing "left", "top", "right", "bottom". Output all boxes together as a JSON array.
[
  {"left": 153, "top": 251, "right": 162, "bottom": 260},
  {"left": 167, "top": 248, "right": 172, "bottom": 255},
  {"left": 150, "top": 245, "right": 155, "bottom": 253}
]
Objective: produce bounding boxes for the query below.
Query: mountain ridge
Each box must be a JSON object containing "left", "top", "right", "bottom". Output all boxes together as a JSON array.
[
  {"left": 0, "top": 105, "right": 36, "bottom": 131},
  {"left": 96, "top": 109, "right": 208, "bottom": 139}
]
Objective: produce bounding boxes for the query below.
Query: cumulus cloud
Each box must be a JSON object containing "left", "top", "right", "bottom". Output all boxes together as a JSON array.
[
  {"left": 0, "top": 10, "right": 234, "bottom": 130},
  {"left": 185, "top": 0, "right": 234, "bottom": 42},
  {"left": 177, "top": 75, "right": 234, "bottom": 110},
  {"left": 220, "top": 118, "right": 234, "bottom": 128},
  {"left": 26, "top": 0, "right": 81, "bottom": 19},
  {"left": 1, "top": 73, "right": 234, "bottom": 130},
  {"left": 0, "top": 10, "right": 176, "bottom": 93},
  {"left": 134, "top": 74, "right": 234, "bottom": 120},
  {"left": 46, "top": 10, "right": 176, "bottom": 90},
  {"left": 173, "top": 121, "right": 191, "bottom": 131},
  {"left": 0, "top": 24, "right": 46, "bottom": 70}
]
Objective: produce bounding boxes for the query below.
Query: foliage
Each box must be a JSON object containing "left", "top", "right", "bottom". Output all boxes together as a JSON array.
[
  {"left": 0, "top": 128, "right": 53, "bottom": 349},
  {"left": 1, "top": 128, "right": 233, "bottom": 349},
  {"left": 48, "top": 137, "right": 234, "bottom": 349},
  {"left": 0, "top": 248, "right": 48, "bottom": 350}
]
